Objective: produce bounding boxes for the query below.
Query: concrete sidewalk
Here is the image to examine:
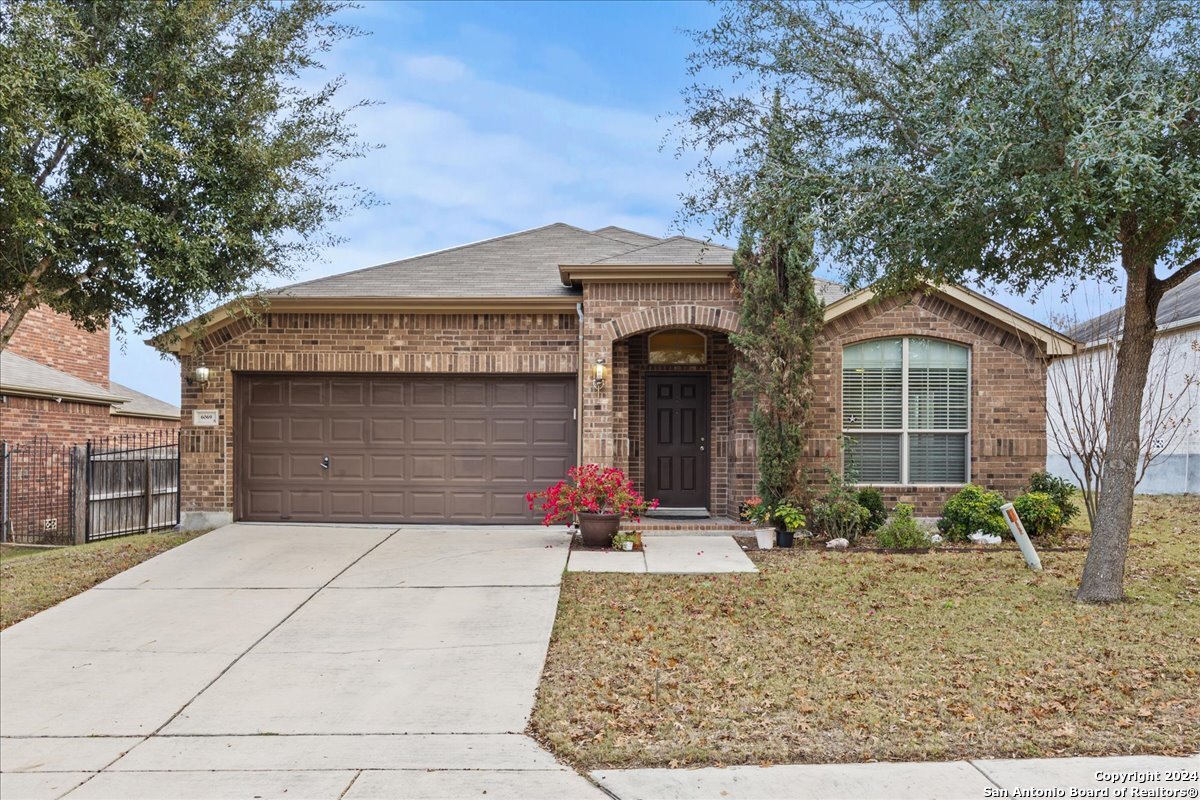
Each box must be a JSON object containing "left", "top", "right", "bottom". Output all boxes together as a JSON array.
[
  {"left": 1, "top": 523, "right": 605, "bottom": 800},
  {"left": 567, "top": 534, "right": 758, "bottom": 573},
  {"left": 593, "top": 754, "right": 1199, "bottom": 799}
]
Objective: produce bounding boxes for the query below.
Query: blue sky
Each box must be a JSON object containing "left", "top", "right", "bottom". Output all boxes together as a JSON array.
[{"left": 110, "top": 0, "right": 1119, "bottom": 404}]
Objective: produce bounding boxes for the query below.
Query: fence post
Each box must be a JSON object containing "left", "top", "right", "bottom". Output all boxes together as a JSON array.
[
  {"left": 1, "top": 441, "right": 9, "bottom": 543},
  {"left": 144, "top": 451, "right": 153, "bottom": 533},
  {"left": 71, "top": 445, "right": 89, "bottom": 545}
]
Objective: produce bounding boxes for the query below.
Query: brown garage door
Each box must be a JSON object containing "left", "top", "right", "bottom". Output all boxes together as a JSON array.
[{"left": 236, "top": 375, "right": 576, "bottom": 523}]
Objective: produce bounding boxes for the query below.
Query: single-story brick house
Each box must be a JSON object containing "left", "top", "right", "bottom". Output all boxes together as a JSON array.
[{"left": 156, "top": 223, "right": 1075, "bottom": 529}]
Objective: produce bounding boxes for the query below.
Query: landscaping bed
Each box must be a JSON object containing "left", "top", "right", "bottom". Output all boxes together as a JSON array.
[
  {"left": 530, "top": 495, "right": 1200, "bottom": 769},
  {"left": 0, "top": 529, "right": 209, "bottom": 629}
]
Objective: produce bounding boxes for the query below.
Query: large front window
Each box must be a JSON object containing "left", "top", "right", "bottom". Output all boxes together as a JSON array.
[{"left": 842, "top": 338, "right": 969, "bottom": 484}]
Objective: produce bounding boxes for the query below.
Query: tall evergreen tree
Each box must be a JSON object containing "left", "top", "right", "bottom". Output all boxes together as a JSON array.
[{"left": 732, "top": 101, "right": 823, "bottom": 507}]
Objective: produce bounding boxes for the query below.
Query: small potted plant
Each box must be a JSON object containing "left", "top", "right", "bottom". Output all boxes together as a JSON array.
[
  {"left": 612, "top": 530, "right": 642, "bottom": 551},
  {"left": 526, "top": 464, "right": 658, "bottom": 548},
  {"left": 742, "top": 496, "right": 775, "bottom": 549},
  {"left": 773, "top": 501, "right": 806, "bottom": 549}
]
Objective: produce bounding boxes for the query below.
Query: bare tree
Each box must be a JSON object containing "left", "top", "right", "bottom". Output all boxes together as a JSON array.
[{"left": 1048, "top": 311, "right": 1199, "bottom": 528}]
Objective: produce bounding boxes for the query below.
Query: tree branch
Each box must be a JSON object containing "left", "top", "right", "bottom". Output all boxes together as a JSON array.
[
  {"left": 34, "top": 138, "right": 71, "bottom": 189},
  {"left": 1159, "top": 255, "right": 1200, "bottom": 294}
]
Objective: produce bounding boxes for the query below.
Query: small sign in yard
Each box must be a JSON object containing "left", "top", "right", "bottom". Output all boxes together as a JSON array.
[
  {"left": 192, "top": 409, "right": 219, "bottom": 427},
  {"left": 1000, "top": 502, "right": 1043, "bottom": 571}
]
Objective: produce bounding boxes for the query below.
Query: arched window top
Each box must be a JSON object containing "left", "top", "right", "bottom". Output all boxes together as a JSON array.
[{"left": 649, "top": 328, "right": 707, "bottom": 365}]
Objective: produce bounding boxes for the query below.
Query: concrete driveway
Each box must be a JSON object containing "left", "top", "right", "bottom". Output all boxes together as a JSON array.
[{"left": 0, "top": 523, "right": 604, "bottom": 799}]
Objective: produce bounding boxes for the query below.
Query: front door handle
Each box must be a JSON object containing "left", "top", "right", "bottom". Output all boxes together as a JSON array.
[{"left": 321, "top": 455, "right": 330, "bottom": 470}]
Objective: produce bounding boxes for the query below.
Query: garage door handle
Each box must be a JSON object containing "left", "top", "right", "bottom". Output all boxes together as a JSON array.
[{"left": 321, "top": 455, "right": 330, "bottom": 470}]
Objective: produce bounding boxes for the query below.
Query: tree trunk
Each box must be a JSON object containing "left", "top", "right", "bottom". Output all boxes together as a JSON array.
[
  {"left": 1076, "top": 248, "right": 1162, "bottom": 603},
  {"left": 0, "top": 295, "right": 37, "bottom": 351}
]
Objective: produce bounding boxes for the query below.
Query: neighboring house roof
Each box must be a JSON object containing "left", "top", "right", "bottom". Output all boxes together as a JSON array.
[
  {"left": 0, "top": 350, "right": 130, "bottom": 405},
  {"left": 108, "top": 381, "right": 181, "bottom": 420},
  {"left": 1068, "top": 271, "right": 1200, "bottom": 343}
]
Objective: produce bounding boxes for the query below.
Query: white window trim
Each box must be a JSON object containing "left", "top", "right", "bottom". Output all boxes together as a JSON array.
[{"left": 842, "top": 337, "right": 972, "bottom": 487}]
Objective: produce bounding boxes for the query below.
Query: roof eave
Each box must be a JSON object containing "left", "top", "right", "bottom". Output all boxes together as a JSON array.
[
  {"left": 149, "top": 295, "right": 583, "bottom": 354},
  {"left": 558, "top": 263, "right": 734, "bottom": 286},
  {"left": 0, "top": 384, "right": 131, "bottom": 405}
]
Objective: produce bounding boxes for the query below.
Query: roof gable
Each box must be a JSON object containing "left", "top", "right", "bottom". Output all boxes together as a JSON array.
[
  {"left": 825, "top": 284, "right": 1076, "bottom": 356},
  {"left": 587, "top": 236, "right": 735, "bottom": 266}
]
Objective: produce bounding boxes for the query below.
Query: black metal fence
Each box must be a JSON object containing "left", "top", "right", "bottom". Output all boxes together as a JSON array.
[
  {"left": 0, "top": 437, "right": 77, "bottom": 546},
  {"left": 1, "top": 429, "right": 180, "bottom": 546}
]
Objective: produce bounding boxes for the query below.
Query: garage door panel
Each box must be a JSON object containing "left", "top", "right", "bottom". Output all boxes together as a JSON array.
[
  {"left": 411, "top": 418, "right": 447, "bottom": 444},
  {"left": 492, "top": 456, "right": 528, "bottom": 481},
  {"left": 331, "top": 381, "right": 365, "bottom": 406},
  {"left": 410, "top": 454, "right": 447, "bottom": 481},
  {"left": 238, "top": 376, "right": 575, "bottom": 523},
  {"left": 329, "top": 491, "right": 365, "bottom": 517},
  {"left": 289, "top": 382, "right": 325, "bottom": 406},
  {"left": 411, "top": 383, "right": 445, "bottom": 406},
  {"left": 370, "top": 418, "right": 405, "bottom": 443},
  {"left": 371, "top": 454, "right": 405, "bottom": 479},
  {"left": 289, "top": 418, "right": 324, "bottom": 442},
  {"left": 370, "top": 382, "right": 406, "bottom": 406},
  {"left": 330, "top": 417, "right": 365, "bottom": 443},
  {"left": 288, "top": 453, "right": 327, "bottom": 480},
  {"left": 248, "top": 417, "right": 284, "bottom": 443},
  {"left": 410, "top": 492, "right": 446, "bottom": 518},
  {"left": 451, "top": 418, "right": 486, "bottom": 445},
  {"left": 452, "top": 455, "right": 486, "bottom": 480},
  {"left": 287, "top": 490, "right": 324, "bottom": 517},
  {"left": 493, "top": 418, "right": 528, "bottom": 444},
  {"left": 532, "top": 419, "right": 571, "bottom": 445}
]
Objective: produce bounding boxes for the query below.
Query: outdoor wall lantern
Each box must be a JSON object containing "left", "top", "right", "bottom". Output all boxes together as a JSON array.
[
  {"left": 189, "top": 362, "right": 211, "bottom": 385},
  {"left": 592, "top": 357, "right": 607, "bottom": 391}
]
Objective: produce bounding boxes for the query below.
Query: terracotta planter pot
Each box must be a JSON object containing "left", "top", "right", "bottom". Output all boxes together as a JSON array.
[{"left": 577, "top": 512, "right": 621, "bottom": 547}]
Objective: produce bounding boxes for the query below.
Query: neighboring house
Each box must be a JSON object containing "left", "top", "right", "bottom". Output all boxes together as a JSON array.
[
  {"left": 155, "top": 223, "right": 1074, "bottom": 530},
  {"left": 0, "top": 306, "right": 181, "bottom": 442},
  {"left": 1047, "top": 272, "right": 1200, "bottom": 494}
]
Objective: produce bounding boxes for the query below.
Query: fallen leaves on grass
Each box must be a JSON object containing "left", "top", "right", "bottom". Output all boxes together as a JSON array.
[
  {"left": 530, "top": 496, "right": 1200, "bottom": 769},
  {"left": 0, "top": 530, "right": 207, "bottom": 629}
]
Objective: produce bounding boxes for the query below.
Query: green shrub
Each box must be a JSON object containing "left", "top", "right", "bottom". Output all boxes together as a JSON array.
[
  {"left": 1012, "top": 491, "right": 1063, "bottom": 537},
  {"left": 937, "top": 484, "right": 1007, "bottom": 542},
  {"left": 773, "top": 501, "right": 806, "bottom": 532},
  {"left": 1026, "top": 471, "right": 1079, "bottom": 528},
  {"left": 811, "top": 474, "right": 869, "bottom": 543},
  {"left": 875, "top": 503, "right": 930, "bottom": 548},
  {"left": 856, "top": 487, "right": 887, "bottom": 531}
]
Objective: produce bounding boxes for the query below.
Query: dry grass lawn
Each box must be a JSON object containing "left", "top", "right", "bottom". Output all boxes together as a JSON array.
[
  {"left": 1, "top": 530, "right": 207, "bottom": 629},
  {"left": 530, "top": 496, "right": 1199, "bottom": 769}
]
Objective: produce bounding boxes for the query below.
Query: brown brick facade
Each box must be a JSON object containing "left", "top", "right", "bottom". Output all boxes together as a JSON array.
[
  {"left": 0, "top": 395, "right": 170, "bottom": 443},
  {"left": 3, "top": 306, "right": 110, "bottom": 387},
  {"left": 804, "top": 291, "right": 1048, "bottom": 514},
  {"left": 174, "top": 285, "right": 1049, "bottom": 524},
  {"left": 579, "top": 281, "right": 755, "bottom": 518},
  {"left": 179, "top": 311, "right": 579, "bottom": 518}
]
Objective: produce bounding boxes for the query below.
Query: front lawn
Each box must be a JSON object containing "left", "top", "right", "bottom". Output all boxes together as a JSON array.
[
  {"left": 530, "top": 496, "right": 1200, "bottom": 768},
  {"left": 0, "top": 529, "right": 208, "bottom": 629}
]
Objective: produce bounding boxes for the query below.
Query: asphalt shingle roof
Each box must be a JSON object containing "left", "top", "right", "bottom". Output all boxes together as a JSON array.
[
  {"left": 260, "top": 221, "right": 849, "bottom": 305},
  {"left": 109, "top": 381, "right": 181, "bottom": 419},
  {"left": 271, "top": 223, "right": 642, "bottom": 299},
  {"left": 0, "top": 351, "right": 128, "bottom": 404},
  {"left": 1069, "top": 271, "right": 1200, "bottom": 343}
]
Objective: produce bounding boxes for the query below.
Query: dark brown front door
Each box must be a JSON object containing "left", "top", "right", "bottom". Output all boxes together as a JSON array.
[
  {"left": 236, "top": 375, "right": 576, "bottom": 523},
  {"left": 645, "top": 375, "right": 709, "bottom": 509}
]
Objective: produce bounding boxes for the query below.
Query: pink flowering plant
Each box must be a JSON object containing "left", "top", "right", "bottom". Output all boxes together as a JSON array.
[{"left": 526, "top": 464, "right": 658, "bottom": 526}]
